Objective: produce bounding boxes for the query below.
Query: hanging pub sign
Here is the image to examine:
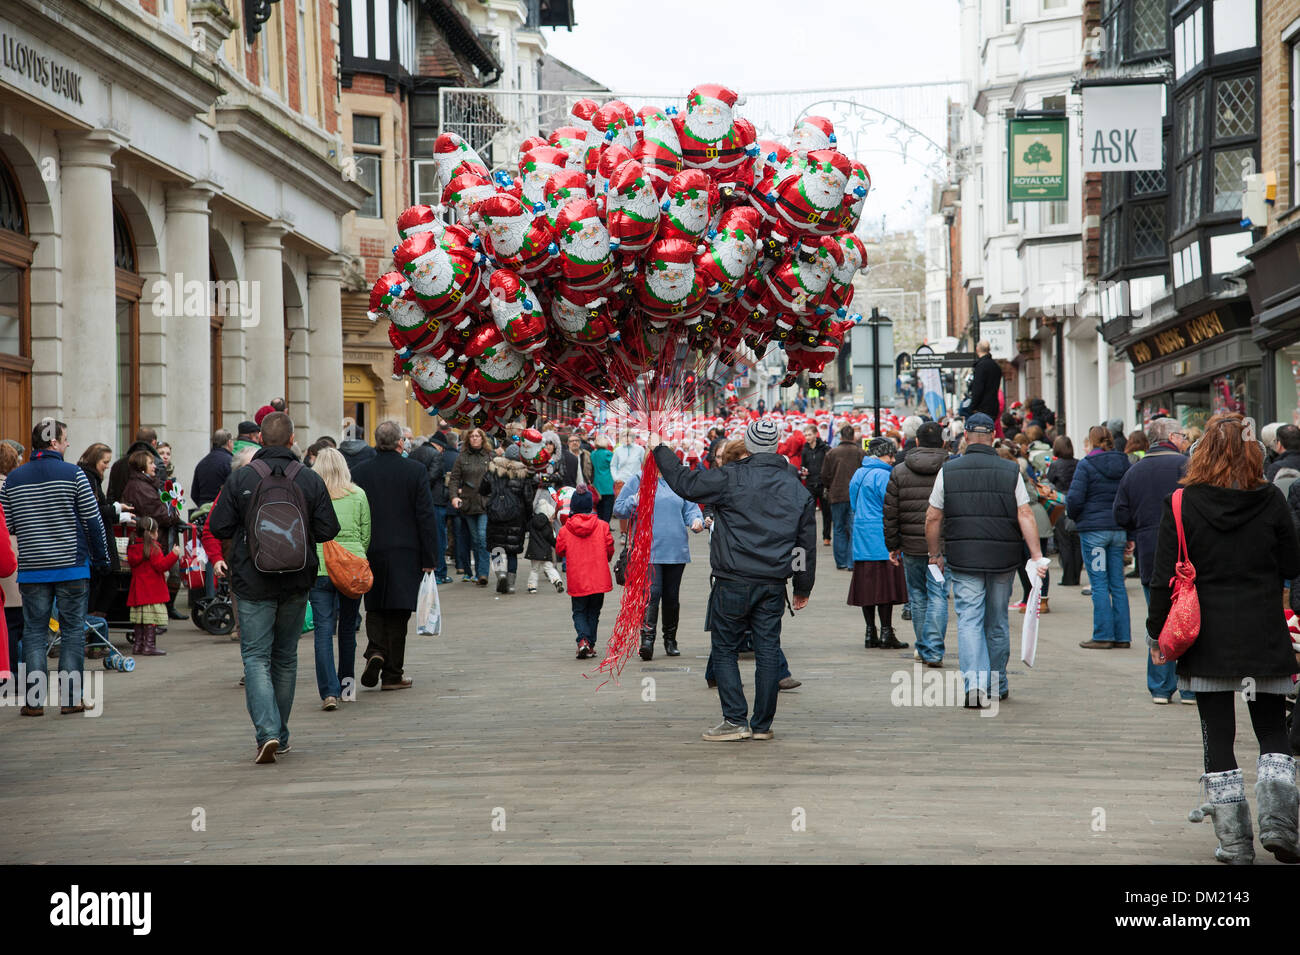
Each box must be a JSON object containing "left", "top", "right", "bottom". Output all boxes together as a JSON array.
[
  {"left": 1007, "top": 116, "right": 1068, "bottom": 201},
  {"left": 1081, "top": 84, "right": 1164, "bottom": 172}
]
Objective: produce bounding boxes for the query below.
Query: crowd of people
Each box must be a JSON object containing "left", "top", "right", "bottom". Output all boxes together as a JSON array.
[{"left": 7, "top": 354, "right": 1300, "bottom": 864}]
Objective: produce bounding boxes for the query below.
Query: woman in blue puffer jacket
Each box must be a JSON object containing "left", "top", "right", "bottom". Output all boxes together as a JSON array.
[
  {"left": 1066, "top": 425, "right": 1133, "bottom": 649},
  {"left": 613, "top": 473, "right": 704, "bottom": 661},
  {"left": 848, "top": 437, "right": 910, "bottom": 650}
]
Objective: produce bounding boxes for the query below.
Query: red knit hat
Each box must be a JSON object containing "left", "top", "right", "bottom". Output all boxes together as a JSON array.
[{"left": 254, "top": 405, "right": 275, "bottom": 425}]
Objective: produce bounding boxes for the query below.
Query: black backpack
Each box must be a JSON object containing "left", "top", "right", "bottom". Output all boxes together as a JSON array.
[
  {"left": 486, "top": 477, "right": 523, "bottom": 525},
  {"left": 245, "top": 459, "right": 310, "bottom": 573}
]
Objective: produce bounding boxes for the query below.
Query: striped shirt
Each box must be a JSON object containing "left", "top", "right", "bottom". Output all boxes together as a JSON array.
[{"left": 0, "top": 450, "right": 109, "bottom": 583}]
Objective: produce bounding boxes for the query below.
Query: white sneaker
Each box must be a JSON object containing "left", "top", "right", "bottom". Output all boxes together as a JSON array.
[
  {"left": 1152, "top": 696, "right": 1170, "bottom": 705},
  {"left": 1179, "top": 696, "right": 1197, "bottom": 705}
]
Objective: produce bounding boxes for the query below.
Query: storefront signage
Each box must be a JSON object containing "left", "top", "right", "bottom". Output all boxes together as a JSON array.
[
  {"left": 1082, "top": 84, "right": 1163, "bottom": 172},
  {"left": 1008, "top": 117, "right": 1068, "bottom": 201},
  {"left": 1128, "top": 309, "right": 1237, "bottom": 366},
  {"left": 1, "top": 33, "right": 83, "bottom": 105}
]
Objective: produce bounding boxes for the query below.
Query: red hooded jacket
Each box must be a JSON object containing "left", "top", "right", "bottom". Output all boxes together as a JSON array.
[
  {"left": 778, "top": 429, "right": 806, "bottom": 472},
  {"left": 127, "top": 539, "right": 179, "bottom": 607},
  {"left": 555, "top": 512, "right": 614, "bottom": 597}
]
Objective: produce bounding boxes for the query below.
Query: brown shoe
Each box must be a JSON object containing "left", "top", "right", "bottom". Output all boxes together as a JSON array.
[
  {"left": 777, "top": 677, "right": 802, "bottom": 690},
  {"left": 1039, "top": 598, "right": 1051, "bottom": 614},
  {"left": 60, "top": 700, "right": 87, "bottom": 714},
  {"left": 1078, "top": 640, "right": 1116, "bottom": 649},
  {"left": 255, "top": 739, "right": 279, "bottom": 764},
  {"left": 381, "top": 678, "right": 414, "bottom": 691},
  {"left": 20, "top": 705, "right": 43, "bottom": 717},
  {"left": 925, "top": 659, "right": 944, "bottom": 668}
]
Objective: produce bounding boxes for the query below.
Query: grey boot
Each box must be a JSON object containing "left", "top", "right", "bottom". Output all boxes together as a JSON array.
[
  {"left": 1188, "top": 768, "right": 1255, "bottom": 864},
  {"left": 1256, "top": 753, "right": 1300, "bottom": 864},
  {"left": 506, "top": 571, "right": 517, "bottom": 595}
]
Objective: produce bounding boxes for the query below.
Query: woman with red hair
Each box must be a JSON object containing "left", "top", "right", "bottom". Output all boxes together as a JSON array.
[{"left": 1148, "top": 413, "right": 1300, "bottom": 864}]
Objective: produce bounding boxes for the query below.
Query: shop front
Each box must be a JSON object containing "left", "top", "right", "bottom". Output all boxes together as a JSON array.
[
  {"left": 1244, "top": 219, "right": 1300, "bottom": 427},
  {"left": 1124, "top": 301, "right": 1262, "bottom": 430}
]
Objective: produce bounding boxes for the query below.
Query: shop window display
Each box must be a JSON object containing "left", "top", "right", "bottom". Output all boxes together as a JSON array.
[
  {"left": 1210, "top": 368, "right": 1258, "bottom": 421},
  {"left": 1275, "top": 344, "right": 1300, "bottom": 427}
]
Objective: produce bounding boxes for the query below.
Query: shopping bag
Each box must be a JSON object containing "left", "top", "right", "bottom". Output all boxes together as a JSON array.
[
  {"left": 182, "top": 525, "right": 207, "bottom": 589},
  {"left": 416, "top": 571, "right": 441, "bottom": 636},
  {"left": 1020, "top": 558, "right": 1050, "bottom": 667},
  {"left": 301, "top": 602, "right": 314, "bottom": 633}
]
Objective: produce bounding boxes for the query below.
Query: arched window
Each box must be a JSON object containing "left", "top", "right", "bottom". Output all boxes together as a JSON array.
[
  {"left": 114, "top": 201, "right": 144, "bottom": 454},
  {"left": 0, "top": 154, "right": 33, "bottom": 443}
]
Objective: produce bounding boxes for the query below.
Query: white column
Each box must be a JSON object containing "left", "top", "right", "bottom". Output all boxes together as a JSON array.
[
  {"left": 1096, "top": 330, "right": 1109, "bottom": 426},
  {"left": 306, "top": 255, "right": 348, "bottom": 442},
  {"left": 242, "top": 220, "right": 290, "bottom": 415},
  {"left": 164, "top": 182, "right": 219, "bottom": 481},
  {"left": 58, "top": 128, "right": 127, "bottom": 446}
]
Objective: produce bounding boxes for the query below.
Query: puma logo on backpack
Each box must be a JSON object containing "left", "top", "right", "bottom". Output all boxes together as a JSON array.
[{"left": 246, "top": 459, "right": 310, "bottom": 573}]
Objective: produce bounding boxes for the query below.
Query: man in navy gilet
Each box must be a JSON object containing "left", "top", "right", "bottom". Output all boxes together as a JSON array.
[{"left": 924, "top": 413, "right": 1046, "bottom": 708}]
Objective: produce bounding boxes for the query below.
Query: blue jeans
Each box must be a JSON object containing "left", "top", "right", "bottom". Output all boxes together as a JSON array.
[
  {"left": 831, "top": 501, "right": 852, "bottom": 570},
  {"left": 901, "top": 553, "right": 948, "bottom": 663},
  {"left": 432, "top": 504, "right": 450, "bottom": 578},
  {"left": 452, "top": 514, "right": 470, "bottom": 574},
  {"left": 238, "top": 593, "right": 308, "bottom": 748},
  {"left": 1141, "top": 584, "right": 1190, "bottom": 700},
  {"left": 309, "top": 575, "right": 361, "bottom": 700},
  {"left": 708, "top": 579, "right": 786, "bottom": 733},
  {"left": 571, "top": 592, "right": 604, "bottom": 644},
  {"left": 950, "top": 569, "right": 1014, "bottom": 697},
  {"left": 1080, "top": 529, "right": 1131, "bottom": 645},
  {"left": 19, "top": 579, "right": 89, "bottom": 707},
  {"left": 465, "top": 513, "right": 490, "bottom": 579}
]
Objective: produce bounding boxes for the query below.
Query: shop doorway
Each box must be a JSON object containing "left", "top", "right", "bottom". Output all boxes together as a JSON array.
[{"left": 0, "top": 153, "right": 33, "bottom": 444}]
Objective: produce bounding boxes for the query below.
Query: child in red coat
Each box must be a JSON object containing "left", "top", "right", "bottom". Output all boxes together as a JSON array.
[
  {"left": 126, "top": 516, "right": 181, "bottom": 657},
  {"left": 555, "top": 489, "right": 614, "bottom": 659}
]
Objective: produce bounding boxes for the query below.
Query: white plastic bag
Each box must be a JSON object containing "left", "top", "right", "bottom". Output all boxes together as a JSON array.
[
  {"left": 1020, "top": 558, "right": 1050, "bottom": 667},
  {"left": 416, "top": 571, "right": 441, "bottom": 636}
]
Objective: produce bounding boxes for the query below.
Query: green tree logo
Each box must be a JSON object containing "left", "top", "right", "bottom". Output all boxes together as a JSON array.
[{"left": 1023, "top": 140, "right": 1053, "bottom": 170}]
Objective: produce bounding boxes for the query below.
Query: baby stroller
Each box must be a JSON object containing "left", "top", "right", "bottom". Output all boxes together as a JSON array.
[
  {"left": 45, "top": 613, "right": 135, "bottom": 672},
  {"left": 191, "top": 576, "right": 235, "bottom": 636}
]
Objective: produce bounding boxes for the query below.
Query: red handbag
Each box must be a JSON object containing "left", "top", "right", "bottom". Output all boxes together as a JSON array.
[{"left": 1157, "top": 488, "right": 1201, "bottom": 661}]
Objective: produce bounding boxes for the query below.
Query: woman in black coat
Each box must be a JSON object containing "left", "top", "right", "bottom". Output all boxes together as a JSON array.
[
  {"left": 1047, "top": 435, "right": 1082, "bottom": 585},
  {"left": 349, "top": 424, "right": 439, "bottom": 690},
  {"left": 77, "top": 443, "right": 125, "bottom": 616},
  {"left": 479, "top": 445, "right": 533, "bottom": 595},
  {"left": 1147, "top": 414, "right": 1300, "bottom": 865}
]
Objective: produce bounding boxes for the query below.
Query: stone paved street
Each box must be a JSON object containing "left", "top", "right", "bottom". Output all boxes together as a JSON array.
[{"left": 0, "top": 539, "right": 1273, "bottom": 864}]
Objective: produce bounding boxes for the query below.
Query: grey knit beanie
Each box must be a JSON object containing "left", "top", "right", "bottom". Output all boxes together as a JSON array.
[{"left": 744, "top": 417, "right": 781, "bottom": 455}]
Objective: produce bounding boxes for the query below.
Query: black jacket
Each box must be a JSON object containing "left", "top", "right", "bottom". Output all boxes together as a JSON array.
[
  {"left": 654, "top": 444, "right": 816, "bottom": 596},
  {"left": 967, "top": 354, "right": 1002, "bottom": 420},
  {"left": 79, "top": 464, "right": 121, "bottom": 577},
  {"left": 207, "top": 445, "right": 340, "bottom": 601},
  {"left": 525, "top": 510, "right": 557, "bottom": 561},
  {"left": 1046, "top": 456, "right": 1077, "bottom": 494},
  {"left": 191, "top": 447, "right": 233, "bottom": 508},
  {"left": 939, "top": 444, "right": 1023, "bottom": 574},
  {"left": 802, "top": 438, "right": 829, "bottom": 494},
  {"left": 1111, "top": 444, "right": 1187, "bottom": 585},
  {"left": 1148, "top": 483, "right": 1300, "bottom": 678},
  {"left": 408, "top": 442, "right": 450, "bottom": 507},
  {"left": 448, "top": 445, "right": 494, "bottom": 515},
  {"left": 480, "top": 457, "right": 533, "bottom": 555},
  {"left": 107, "top": 441, "right": 163, "bottom": 504},
  {"left": 351, "top": 449, "right": 438, "bottom": 611},
  {"left": 1266, "top": 449, "right": 1300, "bottom": 483},
  {"left": 883, "top": 446, "right": 948, "bottom": 557}
]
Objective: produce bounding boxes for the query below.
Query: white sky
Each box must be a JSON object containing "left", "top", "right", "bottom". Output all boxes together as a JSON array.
[
  {"left": 544, "top": 0, "right": 961, "bottom": 93},
  {"left": 543, "top": 0, "right": 963, "bottom": 232}
]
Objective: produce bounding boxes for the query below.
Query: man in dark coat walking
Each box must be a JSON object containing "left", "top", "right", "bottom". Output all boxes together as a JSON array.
[
  {"left": 351, "top": 420, "right": 439, "bottom": 691},
  {"left": 884, "top": 421, "right": 950, "bottom": 665},
  {"left": 1113, "top": 416, "right": 1192, "bottom": 704},
  {"left": 191, "top": 429, "right": 234, "bottom": 508},
  {"left": 409, "top": 434, "right": 453, "bottom": 583},
  {"left": 800, "top": 423, "right": 831, "bottom": 545},
  {"left": 966, "top": 341, "right": 1002, "bottom": 420}
]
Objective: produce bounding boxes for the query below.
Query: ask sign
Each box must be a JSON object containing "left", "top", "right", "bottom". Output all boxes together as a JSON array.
[{"left": 1083, "top": 84, "right": 1164, "bottom": 172}]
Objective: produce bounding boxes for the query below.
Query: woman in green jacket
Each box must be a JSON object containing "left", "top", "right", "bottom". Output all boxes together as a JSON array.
[
  {"left": 591, "top": 433, "right": 615, "bottom": 522},
  {"left": 310, "top": 447, "right": 372, "bottom": 710}
]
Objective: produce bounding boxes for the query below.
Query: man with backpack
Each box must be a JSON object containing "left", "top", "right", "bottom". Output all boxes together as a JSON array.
[{"left": 209, "top": 412, "right": 340, "bottom": 764}]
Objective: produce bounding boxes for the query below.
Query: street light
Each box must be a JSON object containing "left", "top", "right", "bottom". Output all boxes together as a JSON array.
[{"left": 866, "top": 307, "right": 893, "bottom": 437}]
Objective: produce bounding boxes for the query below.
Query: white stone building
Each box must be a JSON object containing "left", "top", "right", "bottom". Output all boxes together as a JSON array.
[{"left": 0, "top": 0, "right": 365, "bottom": 481}]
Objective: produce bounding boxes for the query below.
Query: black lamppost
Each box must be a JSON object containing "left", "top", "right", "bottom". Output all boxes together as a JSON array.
[{"left": 867, "top": 307, "right": 893, "bottom": 437}]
